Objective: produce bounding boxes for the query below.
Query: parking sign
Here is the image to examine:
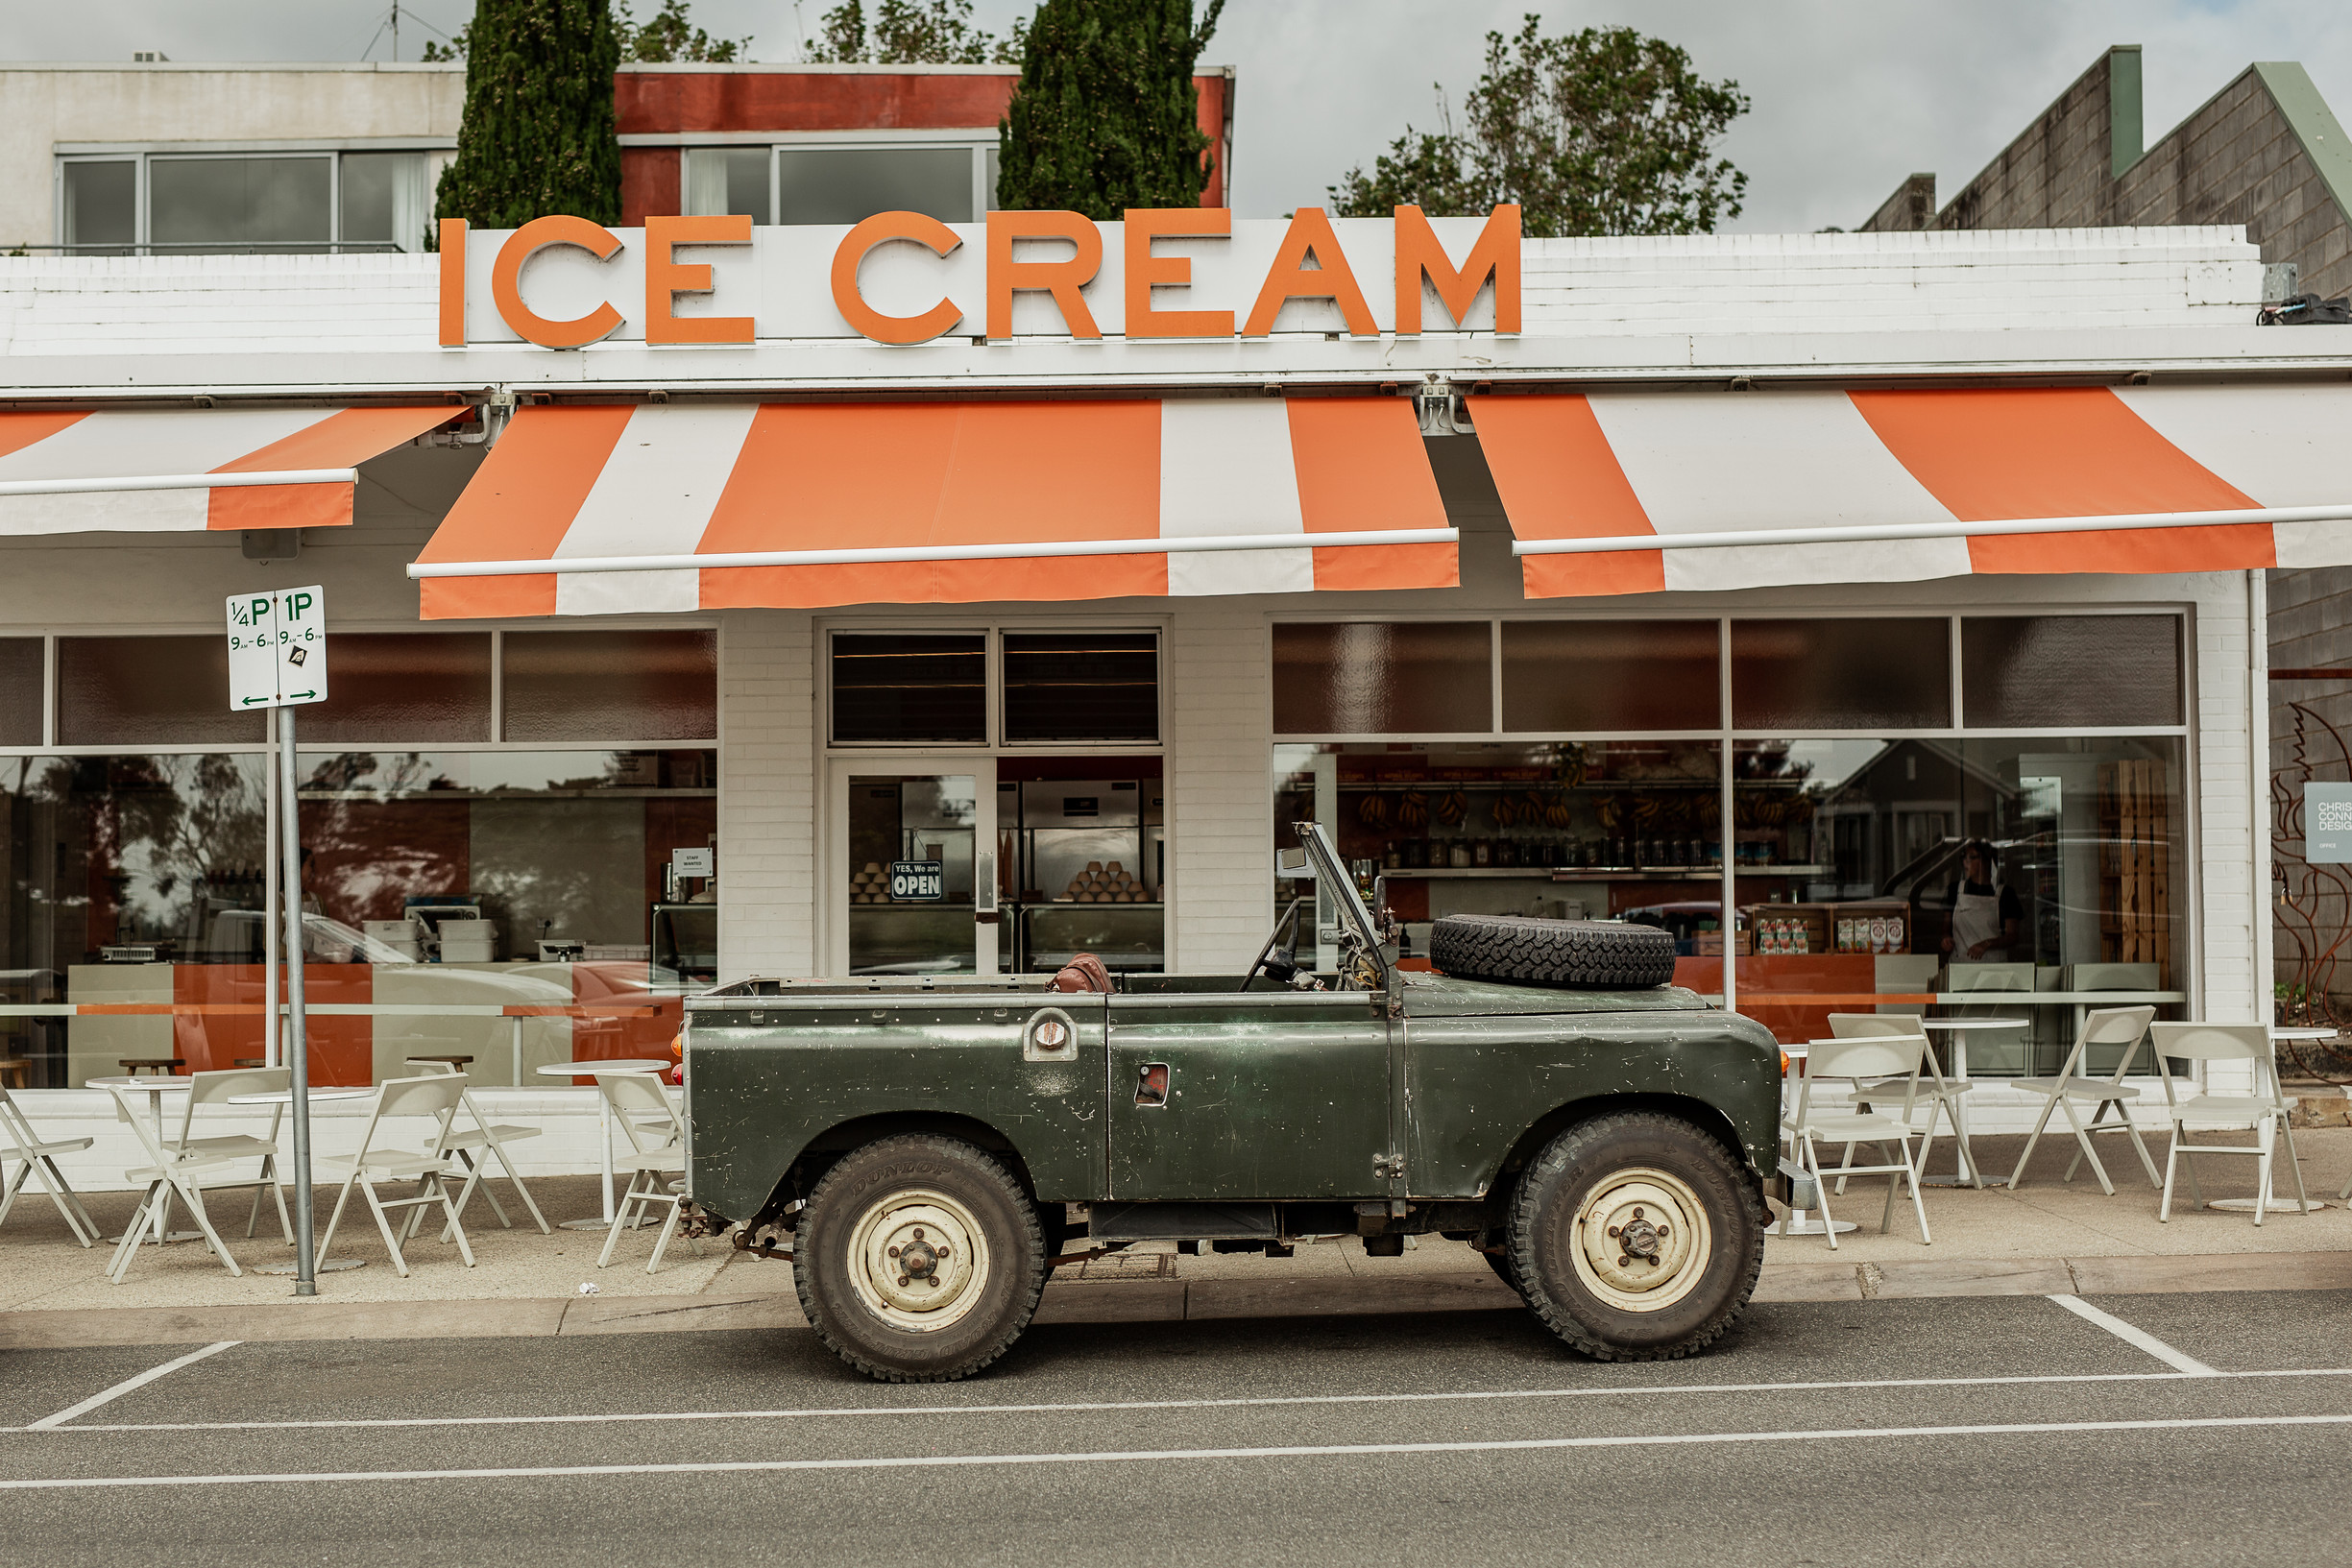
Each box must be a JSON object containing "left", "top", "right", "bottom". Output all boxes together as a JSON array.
[{"left": 226, "top": 587, "right": 328, "bottom": 711}]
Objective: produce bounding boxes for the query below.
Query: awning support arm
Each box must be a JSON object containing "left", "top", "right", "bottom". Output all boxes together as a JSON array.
[
  {"left": 406, "top": 527, "right": 1459, "bottom": 580},
  {"left": 0, "top": 469, "right": 359, "bottom": 498},
  {"left": 1510, "top": 503, "right": 2352, "bottom": 556}
]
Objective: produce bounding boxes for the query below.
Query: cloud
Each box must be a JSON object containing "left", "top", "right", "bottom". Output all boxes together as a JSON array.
[{"left": 9, "top": 0, "right": 2349, "bottom": 232}]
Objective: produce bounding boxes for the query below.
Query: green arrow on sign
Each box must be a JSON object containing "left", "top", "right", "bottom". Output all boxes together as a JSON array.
[
  {"left": 241, "top": 696, "right": 271, "bottom": 706},
  {"left": 284, "top": 690, "right": 317, "bottom": 701}
]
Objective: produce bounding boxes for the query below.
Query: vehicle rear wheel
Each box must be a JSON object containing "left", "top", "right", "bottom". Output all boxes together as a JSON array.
[
  {"left": 1429, "top": 915, "right": 1677, "bottom": 989},
  {"left": 1505, "top": 1112, "right": 1762, "bottom": 1361},
  {"left": 794, "top": 1133, "right": 1045, "bottom": 1383}
]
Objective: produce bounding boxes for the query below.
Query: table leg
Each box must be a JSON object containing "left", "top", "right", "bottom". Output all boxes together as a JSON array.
[
  {"left": 510, "top": 1017, "right": 523, "bottom": 1087},
  {"left": 558, "top": 1082, "right": 620, "bottom": 1232}
]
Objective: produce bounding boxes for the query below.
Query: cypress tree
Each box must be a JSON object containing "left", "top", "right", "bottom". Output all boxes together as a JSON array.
[
  {"left": 436, "top": 0, "right": 624, "bottom": 229},
  {"left": 997, "top": 0, "right": 1224, "bottom": 216}
]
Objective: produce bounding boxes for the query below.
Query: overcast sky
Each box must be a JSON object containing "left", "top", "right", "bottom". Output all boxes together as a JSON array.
[{"left": 7, "top": 1, "right": 2351, "bottom": 231}]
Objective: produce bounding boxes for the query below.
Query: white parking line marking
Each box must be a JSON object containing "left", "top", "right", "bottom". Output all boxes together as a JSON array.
[
  {"left": 25, "top": 1342, "right": 240, "bottom": 1432},
  {"left": 4, "top": 1411, "right": 2348, "bottom": 1489},
  {"left": 2047, "top": 1295, "right": 2220, "bottom": 1377},
  {"left": 17, "top": 1366, "right": 2344, "bottom": 1438}
]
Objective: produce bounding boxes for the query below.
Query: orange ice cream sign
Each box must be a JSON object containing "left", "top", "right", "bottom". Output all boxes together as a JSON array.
[{"left": 436, "top": 205, "right": 1520, "bottom": 349}]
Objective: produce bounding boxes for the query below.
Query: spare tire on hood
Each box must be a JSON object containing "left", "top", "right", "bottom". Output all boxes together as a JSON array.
[{"left": 1429, "top": 915, "right": 1678, "bottom": 990}]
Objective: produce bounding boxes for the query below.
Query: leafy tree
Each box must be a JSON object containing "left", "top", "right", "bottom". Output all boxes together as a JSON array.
[
  {"left": 424, "top": 1, "right": 747, "bottom": 62},
  {"left": 1330, "top": 15, "right": 1749, "bottom": 237},
  {"left": 434, "top": 0, "right": 624, "bottom": 228},
  {"left": 805, "top": 1, "right": 1027, "bottom": 64},
  {"left": 997, "top": 0, "right": 1222, "bottom": 217}
]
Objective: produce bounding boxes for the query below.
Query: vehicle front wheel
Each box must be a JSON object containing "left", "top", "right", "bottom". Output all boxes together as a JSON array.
[
  {"left": 794, "top": 1134, "right": 1046, "bottom": 1383},
  {"left": 1505, "top": 1112, "right": 1763, "bottom": 1362}
]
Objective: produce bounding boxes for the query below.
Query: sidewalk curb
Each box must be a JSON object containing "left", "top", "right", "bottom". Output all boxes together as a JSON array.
[{"left": 5, "top": 1252, "right": 2347, "bottom": 1351}]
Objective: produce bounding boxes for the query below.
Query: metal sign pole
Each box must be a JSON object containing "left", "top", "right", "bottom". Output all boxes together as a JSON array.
[{"left": 278, "top": 701, "right": 316, "bottom": 1295}]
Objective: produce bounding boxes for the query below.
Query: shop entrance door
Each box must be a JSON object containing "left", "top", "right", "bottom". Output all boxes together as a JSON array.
[{"left": 830, "top": 760, "right": 1000, "bottom": 976}]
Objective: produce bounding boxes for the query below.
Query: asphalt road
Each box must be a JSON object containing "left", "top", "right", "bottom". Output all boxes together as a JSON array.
[{"left": 4, "top": 1289, "right": 2350, "bottom": 1567}]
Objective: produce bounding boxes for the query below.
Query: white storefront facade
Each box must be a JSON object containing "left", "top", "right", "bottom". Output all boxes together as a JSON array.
[{"left": 1, "top": 215, "right": 2336, "bottom": 1179}]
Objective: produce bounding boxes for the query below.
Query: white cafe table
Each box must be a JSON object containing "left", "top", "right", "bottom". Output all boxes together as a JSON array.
[
  {"left": 1767, "top": 1044, "right": 1855, "bottom": 1237},
  {"left": 225, "top": 1084, "right": 378, "bottom": 1271},
  {"left": 85, "top": 1075, "right": 206, "bottom": 1245},
  {"left": 2204, "top": 1025, "right": 2340, "bottom": 1215},
  {"left": 1914, "top": 1017, "right": 2028, "bottom": 1187},
  {"left": 535, "top": 1059, "right": 673, "bottom": 1228}
]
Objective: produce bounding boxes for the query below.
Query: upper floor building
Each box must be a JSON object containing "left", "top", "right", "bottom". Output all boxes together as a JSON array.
[{"left": 1, "top": 60, "right": 1236, "bottom": 255}]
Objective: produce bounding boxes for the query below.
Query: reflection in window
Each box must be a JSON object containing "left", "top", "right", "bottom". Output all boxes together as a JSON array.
[
  {"left": 1961, "top": 615, "right": 2183, "bottom": 729},
  {"left": 1273, "top": 622, "right": 1492, "bottom": 735},
  {"left": 1003, "top": 632, "right": 1158, "bottom": 743},
  {"left": 61, "top": 160, "right": 135, "bottom": 251},
  {"left": 149, "top": 156, "right": 331, "bottom": 249},
  {"left": 830, "top": 633, "right": 987, "bottom": 744},
  {"left": 338, "top": 151, "right": 430, "bottom": 252},
  {"left": 777, "top": 146, "right": 974, "bottom": 224},
  {"left": 684, "top": 148, "right": 772, "bottom": 224},
  {"left": 303, "top": 633, "right": 492, "bottom": 743}
]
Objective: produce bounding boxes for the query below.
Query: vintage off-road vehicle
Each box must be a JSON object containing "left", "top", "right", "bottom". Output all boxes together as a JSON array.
[{"left": 682, "top": 824, "right": 1789, "bottom": 1383}]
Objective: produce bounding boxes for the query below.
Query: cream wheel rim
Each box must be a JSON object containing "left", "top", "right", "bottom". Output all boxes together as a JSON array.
[
  {"left": 1569, "top": 1167, "right": 1710, "bottom": 1314},
  {"left": 845, "top": 1188, "right": 992, "bottom": 1333}
]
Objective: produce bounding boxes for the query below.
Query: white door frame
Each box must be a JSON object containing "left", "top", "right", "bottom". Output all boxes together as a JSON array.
[{"left": 825, "top": 755, "right": 1000, "bottom": 977}]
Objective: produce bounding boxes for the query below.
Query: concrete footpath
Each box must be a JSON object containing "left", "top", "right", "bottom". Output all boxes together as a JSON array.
[{"left": 7, "top": 1244, "right": 2349, "bottom": 1352}]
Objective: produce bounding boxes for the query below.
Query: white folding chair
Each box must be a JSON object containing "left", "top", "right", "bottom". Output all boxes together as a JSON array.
[
  {"left": 100, "top": 1083, "right": 248, "bottom": 1283},
  {"left": 0, "top": 1082, "right": 100, "bottom": 1246},
  {"left": 1784, "top": 1031, "right": 1934, "bottom": 1248},
  {"left": 2148, "top": 1023, "right": 2310, "bottom": 1224},
  {"left": 403, "top": 1060, "right": 550, "bottom": 1237},
  {"left": 1831, "top": 1012, "right": 1982, "bottom": 1190},
  {"left": 2004, "top": 1005, "right": 2160, "bottom": 1194},
  {"left": 313, "top": 1073, "right": 478, "bottom": 1277},
  {"left": 594, "top": 1070, "right": 699, "bottom": 1274},
  {"left": 163, "top": 1066, "right": 294, "bottom": 1244}
]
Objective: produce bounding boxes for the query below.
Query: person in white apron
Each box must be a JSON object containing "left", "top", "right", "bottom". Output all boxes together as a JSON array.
[{"left": 1941, "top": 840, "right": 2021, "bottom": 961}]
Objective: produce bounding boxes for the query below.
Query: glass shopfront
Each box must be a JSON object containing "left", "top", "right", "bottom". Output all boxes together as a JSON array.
[
  {"left": 1273, "top": 614, "right": 2192, "bottom": 1059},
  {"left": 0, "top": 628, "right": 716, "bottom": 1089},
  {"left": 824, "top": 626, "right": 1165, "bottom": 977}
]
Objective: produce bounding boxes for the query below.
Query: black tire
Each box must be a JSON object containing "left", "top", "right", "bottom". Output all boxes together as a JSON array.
[
  {"left": 793, "top": 1133, "right": 1046, "bottom": 1383},
  {"left": 1430, "top": 914, "right": 1677, "bottom": 989},
  {"left": 1482, "top": 1245, "right": 1527, "bottom": 1299},
  {"left": 1504, "top": 1112, "right": 1763, "bottom": 1362}
]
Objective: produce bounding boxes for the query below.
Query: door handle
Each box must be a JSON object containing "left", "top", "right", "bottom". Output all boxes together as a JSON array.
[{"left": 1134, "top": 1062, "right": 1171, "bottom": 1108}]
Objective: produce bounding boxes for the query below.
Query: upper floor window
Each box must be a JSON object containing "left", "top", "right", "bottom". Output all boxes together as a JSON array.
[
  {"left": 55, "top": 150, "right": 436, "bottom": 254},
  {"left": 683, "top": 140, "right": 994, "bottom": 227}
]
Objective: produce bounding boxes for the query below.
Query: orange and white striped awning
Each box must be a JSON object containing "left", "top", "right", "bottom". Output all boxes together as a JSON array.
[
  {"left": 1473, "top": 386, "right": 2352, "bottom": 595},
  {"left": 0, "top": 406, "right": 457, "bottom": 535},
  {"left": 406, "top": 398, "right": 1457, "bottom": 618}
]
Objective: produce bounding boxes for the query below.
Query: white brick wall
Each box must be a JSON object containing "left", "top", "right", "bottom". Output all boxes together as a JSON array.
[
  {"left": 1165, "top": 607, "right": 1274, "bottom": 974},
  {"left": 717, "top": 611, "right": 816, "bottom": 981}
]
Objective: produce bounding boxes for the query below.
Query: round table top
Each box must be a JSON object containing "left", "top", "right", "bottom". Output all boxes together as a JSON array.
[
  {"left": 535, "top": 1058, "right": 671, "bottom": 1076},
  {"left": 227, "top": 1086, "right": 376, "bottom": 1105},
  {"left": 2271, "top": 1025, "right": 2339, "bottom": 1040},
  {"left": 85, "top": 1074, "right": 194, "bottom": 1090}
]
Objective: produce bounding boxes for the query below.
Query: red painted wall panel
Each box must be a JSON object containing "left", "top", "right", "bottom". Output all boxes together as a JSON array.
[{"left": 622, "top": 147, "right": 682, "bottom": 228}]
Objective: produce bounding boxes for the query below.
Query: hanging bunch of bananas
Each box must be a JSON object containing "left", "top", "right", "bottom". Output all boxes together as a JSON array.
[
  {"left": 1436, "top": 789, "right": 1468, "bottom": 826},
  {"left": 1396, "top": 790, "right": 1429, "bottom": 831},
  {"left": 1357, "top": 792, "right": 1394, "bottom": 829},
  {"left": 1542, "top": 792, "right": 1574, "bottom": 829}
]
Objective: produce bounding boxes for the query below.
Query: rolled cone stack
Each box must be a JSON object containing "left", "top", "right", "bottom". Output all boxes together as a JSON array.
[
  {"left": 1062, "top": 859, "right": 1149, "bottom": 903},
  {"left": 850, "top": 860, "right": 892, "bottom": 905}
]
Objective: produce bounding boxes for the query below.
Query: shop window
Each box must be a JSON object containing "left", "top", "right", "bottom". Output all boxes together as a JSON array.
[
  {"left": 337, "top": 151, "right": 430, "bottom": 252},
  {"left": 1961, "top": 615, "right": 2183, "bottom": 729},
  {"left": 1501, "top": 621, "right": 1720, "bottom": 732},
  {"left": 1729, "top": 735, "right": 2185, "bottom": 1067},
  {"left": 149, "top": 156, "right": 331, "bottom": 249},
  {"left": 61, "top": 160, "right": 134, "bottom": 252},
  {"left": 301, "top": 634, "right": 492, "bottom": 743},
  {"left": 1731, "top": 619, "right": 1951, "bottom": 731},
  {"left": 0, "top": 639, "right": 39, "bottom": 746},
  {"left": 684, "top": 148, "right": 773, "bottom": 225},
  {"left": 57, "top": 636, "right": 265, "bottom": 746},
  {"left": 777, "top": 147, "right": 975, "bottom": 225},
  {"left": 1273, "top": 622, "right": 1492, "bottom": 736},
  {"left": 830, "top": 633, "right": 987, "bottom": 744},
  {"left": 500, "top": 630, "right": 716, "bottom": 742},
  {"left": 1003, "top": 632, "right": 1159, "bottom": 743}
]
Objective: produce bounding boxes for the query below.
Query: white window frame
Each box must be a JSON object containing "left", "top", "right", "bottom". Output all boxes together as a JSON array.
[
  {"left": 51, "top": 145, "right": 446, "bottom": 253},
  {"left": 671, "top": 130, "right": 1000, "bottom": 226}
]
